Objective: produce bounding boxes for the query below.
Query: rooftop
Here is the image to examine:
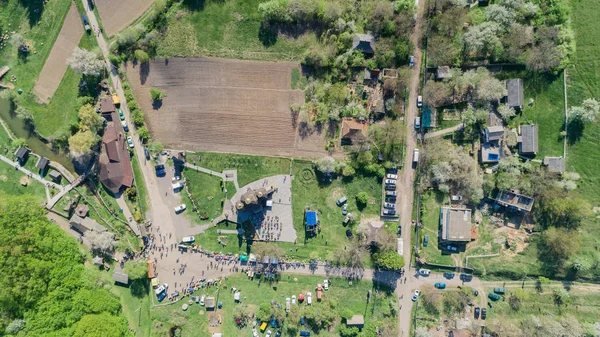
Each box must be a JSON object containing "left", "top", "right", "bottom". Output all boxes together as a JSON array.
[
  {"left": 98, "top": 114, "right": 134, "bottom": 194},
  {"left": 112, "top": 266, "right": 129, "bottom": 284},
  {"left": 440, "top": 207, "right": 472, "bottom": 242},
  {"left": 480, "top": 142, "right": 501, "bottom": 163},
  {"left": 496, "top": 190, "right": 534, "bottom": 212},
  {"left": 36, "top": 156, "right": 49, "bottom": 170},
  {"left": 305, "top": 210, "right": 318, "bottom": 227},
  {"left": 436, "top": 66, "right": 452, "bottom": 80},
  {"left": 341, "top": 119, "right": 368, "bottom": 144},
  {"left": 347, "top": 314, "right": 365, "bottom": 327},
  {"left": 485, "top": 125, "right": 504, "bottom": 143},
  {"left": 14, "top": 146, "right": 29, "bottom": 160},
  {"left": 505, "top": 79, "right": 524, "bottom": 108},
  {"left": 100, "top": 96, "right": 116, "bottom": 114},
  {"left": 69, "top": 213, "right": 108, "bottom": 233},
  {"left": 352, "top": 33, "right": 375, "bottom": 54},
  {"left": 543, "top": 156, "right": 565, "bottom": 173},
  {"left": 519, "top": 124, "right": 538, "bottom": 155}
]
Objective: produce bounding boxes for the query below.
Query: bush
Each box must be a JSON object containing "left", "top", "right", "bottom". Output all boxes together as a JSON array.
[
  {"left": 150, "top": 88, "right": 166, "bottom": 101},
  {"left": 137, "top": 126, "right": 150, "bottom": 141},
  {"left": 132, "top": 109, "right": 145, "bottom": 127},
  {"left": 127, "top": 99, "right": 138, "bottom": 111},
  {"left": 108, "top": 54, "right": 121, "bottom": 66},
  {"left": 356, "top": 191, "right": 369, "bottom": 206},
  {"left": 134, "top": 49, "right": 150, "bottom": 63}
]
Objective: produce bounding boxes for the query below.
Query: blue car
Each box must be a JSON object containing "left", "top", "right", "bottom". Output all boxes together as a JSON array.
[
  {"left": 434, "top": 282, "right": 446, "bottom": 289},
  {"left": 299, "top": 331, "right": 311, "bottom": 337},
  {"left": 423, "top": 235, "right": 429, "bottom": 247},
  {"left": 155, "top": 164, "right": 166, "bottom": 177},
  {"left": 157, "top": 291, "right": 167, "bottom": 302}
]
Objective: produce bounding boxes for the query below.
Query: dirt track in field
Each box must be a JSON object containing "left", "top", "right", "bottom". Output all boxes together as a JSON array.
[
  {"left": 95, "top": 0, "right": 154, "bottom": 37},
  {"left": 126, "top": 58, "right": 328, "bottom": 158},
  {"left": 33, "top": 3, "right": 83, "bottom": 103}
]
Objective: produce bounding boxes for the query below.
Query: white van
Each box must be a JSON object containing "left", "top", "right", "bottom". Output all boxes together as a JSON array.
[
  {"left": 181, "top": 236, "right": 195, "bottom": 244},
  {"left": 172, "top": 182, "right": 184, "bottom": 192},
  {"left": 413, "top": 149, "right": 420, "bottom": 163},
  {"left": 174, "top": 204, "right": 186, "bottom": 213}
]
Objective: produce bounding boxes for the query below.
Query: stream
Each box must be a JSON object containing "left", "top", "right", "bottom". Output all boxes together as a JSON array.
[{"left": 0, "top": 97, "right": 75, "bottom": 172}]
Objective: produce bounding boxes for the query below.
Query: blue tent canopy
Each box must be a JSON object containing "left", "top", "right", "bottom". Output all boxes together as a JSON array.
[{"left": 305, "top": 211, "right": 317, "bottom": 228}]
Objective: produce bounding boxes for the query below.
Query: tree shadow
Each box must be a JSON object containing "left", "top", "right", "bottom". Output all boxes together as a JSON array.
[
  {"left": 130, "top": 279, "right": 149, "bottom": 298},
  {"left": 152, "top": 99, "right": 163, "bottom": 110},
  {"left": 566, "top": 119, "right": 584, "bottom": 145},
  {"left": 181, "top": 0, "right": 205, "bottom": 11},
  {"left": 139, "top": 62, "right": 150, "bottom": 85},
  {"left": 258, "top": 22, "right": 278, "bottom": 47},
  {"left": 20, "top": 0, "right": 45, "bottom": 26}
]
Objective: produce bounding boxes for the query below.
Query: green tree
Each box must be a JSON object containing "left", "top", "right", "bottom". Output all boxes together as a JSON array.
[
  {"left": 68, "top": 131, "right": 98, "bottom": 154},
  {"left": 78, "top": 104, "right": 103, "bottom": 132},
  {"left": 134, "top": 49, "right": 150, "bottom": 63},
  {"left": 569, "top": 98, "right": 600, "bottom": 123},
  {"left": 124, "top": 261, "right": 148, "bottom": 280},
  {"left": 374, "top": 250, "right": 404, "bottom": 270},
  {"left": 340, "top": 325, "right": 360, "bottom": 337},
  {"left": 256, "top": 303, "right": 272, "bottom": 322},
  {"left": 285, "top": 305, "right": 300, "bottom": 336},
  {"left": 315, "top": 156, "right": 336, "bottom": 174},
  {"left": 342, "top": 165, "right": 356, "bottom": 178},
  {"left": 540, "top": 190, "right": 593, "bottom": 229},
  {"left": 72, "top": 313, "right": 129, "bottom": 337},
  {"left": 539, "top": 227, "right": 580, "bottom": 265},
  {"left": 125, "top": 186, "right": 137, "bottom": 202},
  {"left": 137, "top": 126, "right": 150, "bottom": 142},
  {"left": 150, "top": 88, "right": 167, "bottom": 101},
  {"left": 356, "top": 191, "right": 369, "bottom": 207},
  {"left": 132, "top": 109, "right": 145, "bottom": 126}
]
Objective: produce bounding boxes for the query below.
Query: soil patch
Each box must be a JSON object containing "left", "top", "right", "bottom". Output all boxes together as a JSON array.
[
  {"left": 33, "top": 3, "right": 83, "bottom": 103},
  {"left": 126, "top": 58, "right": 328, "bottom": 158},
  {"left": 95, "top": 0, "right": 155, "bottom": 36},
  {"left": 0, "top": 175, "right": 7, "bottom": 181}
]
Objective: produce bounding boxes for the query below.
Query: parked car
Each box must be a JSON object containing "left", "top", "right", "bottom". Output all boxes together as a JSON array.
[
  {"left": 174, "top": 204, "right": 187, "bottom": 213},
  {"left": 385, "top": 179, "right": 397, "bottom": 185},
  {"left": 385, "top": 184, "right": 396, "bottom": 191},
  {"left": 172, "top": 182, "right": 184, "bottom": 192},
  {"left": 342, "top": 204, "right": 348, "bottom": 215},
  {"left": 252, "top": 328, "right": 259, "bottom": 337},
  {"left": 155, "top": 283, "right": 168, "bottom": 296},
  {"left": 488, "top": 293, "right": 501, "bottom": 301},
  {"left": 419, "top": 269, "right": 431, "bottom": 276},
  {"left": 443, "top": 272, "right": 455, "bottom": 279},
  {"left": 386, "top": 191, "right": 397, "bottom": 197},
  {"left": 481, "top": 308, "right": 487, "bottom": 319},
  {"left": 121, "top": 121, "right": 129, "bottom": 132},
  {"left": 493, "top": 287, "right": 506, "bottom": 295},
  {"left": 423, "top": 235, "right": 429, "bottom": 247},
  {"left": 291, "top": 295, "right": 296, "bottom": 304},
  {"left": 460, "top": 273, "right": 473, "bottom": 282},
  {"left": 384, "top": 202, "right": 396, "bottom": 209},
  {"left": 157, "top": 291, "right": 167, "bottom": 302},
  {"left": 383, "top": 209, "right": 396, "bottom": 216},
  {"left": 323, "top": 280, "right": 329, "bottom": 291},
  {"left": 306, "top": 292, "right": 312, "bottom": 305},
  {"left": 434, "top": 282, "right": 446, "bottom": 289},
  {"left": 336, "top": 196, "right": 347, "bottom": 206},
  {"left": 127, "top": 136, "right": 134, "bottom": 148},
  {"left": 300, "top": 331, "right": 311, "bottom": 337},
  {"left": 118, "top": 109, "right": 125, "bottom": 120},
  {"left": 397, "top": 225, "right": 402, "bottom": 235},
  {"left": 411, "top": 290, "right": 421, "bottom": 301},
  {"left": 266, "top": 330, "right": 272, "bottom": 337},
  {"left": 415, "top": 116, "right": 421, "bottom": 129},
  {"left": 413, "top": 149, "right": 420, "bottom": 163},
  {"left": 417, "top": 95, "right": 423, "bottom": 107},
  {"left": 451, "top": 195, "right": 462, "bottom": 201},
  {"left": 473, "top": 290, "right": 479, "bottom": 296},
  {"left": 386, "top": 173, "right": 398, "bottom": 179},
  {"left": 155, "top": 164, "right": 166, "bottom": 177},
  {"left": 200, "top": 295, "right": 205, "bottom": 306},
  {"left": 181, "top": 236, "right": 195, "bottom": 243},
  {"left": 385, "top": 196, "right": 397, "bottom": 203},
  {"left": 474, "top": 307, "right": 480, "bottom": 319},
  {"left": 285, "top": 298, "right": 291, "bottom": 312},
  {"left": 409, "top": 55, "right": 415, "bottom": 67},
  {"left": 275, "top": 331, "right": 282, "bottom": 337},
  {"left": 144, "top": 147, "right": 150, "bottom": 160}
]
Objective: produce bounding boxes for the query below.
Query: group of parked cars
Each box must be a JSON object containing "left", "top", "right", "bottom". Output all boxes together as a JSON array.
[{"left": 383, "top": 170, "right": 398, "bottom": 216}]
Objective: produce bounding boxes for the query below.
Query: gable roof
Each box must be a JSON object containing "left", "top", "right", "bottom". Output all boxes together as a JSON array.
[
  {"left": 519, "top": 124, "right": 538, "bottom": 155},
  {"left": 352, "top": 34, "right": 375, "bottom": 54},
  {"left": 69, "top": 213, "right": 108, "bottom": 233},
  {"left": 436, "top": 66, "right": 452, "bottom": 80},
  {"left": 112, "top": 270, "right": 129, "bottom": 284},
  {"left": 36, "top": 156, "right": 49, "bottom": 170},
  {"left": 341, "top": 119, "right": 368, "bottom": 143},
  {"left": 485, "top": 126, "right": 504, "bottom": 142},
  {"left": 98, "top": 114, "right": 133, "bottom": 194},
  {"left": 543, "top": 156, "right": 565, "bottom": 173},
  {"left": 506, "top": 79, "right": 524, "bottom": 108},
  {"left": 440, "top": 207, "right": 472, "bottom": 242},
  {"left": 14, "top": 146, "right": 29, "bottom": 160},
  {"left": 100, "top": 96, "right": 116, "bottom": 114}
]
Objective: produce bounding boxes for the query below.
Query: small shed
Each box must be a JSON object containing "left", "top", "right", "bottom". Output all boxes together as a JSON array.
[
  {"left": 505, "top": 79, "right": 524, "bottom": 109},
  {"left": 518, "top": 124, "right": 538, "bottom": 156},
  {"left": 92, "top": 256, "right": 103, "bottom": 266},
  {"left": 436, "top": 66, "right": 452, "bottom": 80},
  {"left": 205, "top": 296, "right": 216, "bottom": 310},
  {"left": 347, "top": 315, "right": 365, "bottom": 329},
  {"left": 36, "top": 156, "right": 49, "bottom": 171},
  {"left": 48, "top": 169, "right": 62, "bottom": 182},
  {"left": 543, "top": 156, "right": 565, "bottom": 173},
  {"left": 112, "top": 269, "right": 129, "bottom": 285},
  {"left": 14, "top": 146, "right": 29, "bottom": 163},
  {"left": 100, "top": 96, "right": 116, "bottom": 115}
]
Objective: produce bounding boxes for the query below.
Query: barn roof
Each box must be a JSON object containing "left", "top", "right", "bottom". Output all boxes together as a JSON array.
[{"left": 98, "top": 114, "right": 133, "bottom": 194}]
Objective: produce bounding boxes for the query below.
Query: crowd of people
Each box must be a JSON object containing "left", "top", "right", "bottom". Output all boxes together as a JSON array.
[{"left": 255, "top": 214, "right": 283, "bottom": 241}]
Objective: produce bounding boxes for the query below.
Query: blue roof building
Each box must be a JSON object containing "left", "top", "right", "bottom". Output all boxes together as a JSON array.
[{"left": 305, "top": 210, "right": 318, "bottom": 230}]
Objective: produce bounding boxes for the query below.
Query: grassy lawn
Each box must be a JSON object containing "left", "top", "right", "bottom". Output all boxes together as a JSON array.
[
  {"left": 155, "top": 0, "right": 318, "bottom": 60},
  {"left": 185, "top": 151, "right": 291, "bottom": 187},
  {"left": 0, "top": 159, "right": 47, "bottom": 201},
  {"left": 417, "top": 191, "right": 454, "bottom": 266},
  {"left": 131, "top": 153, "right": 149, "bottom": 216},
  {"left": 182, "top": 169, "right": 227, "bottom": 222},
  {"left": 126, "top": 274, "right": 397, "bottom": 337},
  {"left": 190, "top": 157, "right": 382, "bottom": 263}
]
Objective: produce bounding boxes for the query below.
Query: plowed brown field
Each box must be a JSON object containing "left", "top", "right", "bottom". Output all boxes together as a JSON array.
[{"left": 126, "top": 58, "right": 328, "bottom": 158}]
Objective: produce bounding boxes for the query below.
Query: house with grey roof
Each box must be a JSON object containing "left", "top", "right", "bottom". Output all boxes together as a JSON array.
[
  {"left": 436, "top": 66, "right": 452, "bottom": 80},
  {"left": 496, "top": 190, "right": 534, "bottom": 213},
  {"left": 69, "top": 213, "right": 109, "bottom": 234},
  {"left": 440, "top": 207, "right": 473, "bottom": 243},
  {"left": 112, "top": 265, "right": 129, "bottom": 285},
  {"left": 36, "top": 156, "right": 49, "bottom": 171},
  {"left": 14, "top": 146, "right": 29, "bottom": 164},
  {"left": 518, "top": 124, "right": 538, "bottom": 156},
  {"left": 505, "top": 79, "right": 524, "bottom": 109},
  {"left": 347, "top": 315, "right": 365, "bottom": 329},
  {"left": 480, "top": 126, "right": 504, "bottom": 163},
  {"left": 543, "top": 156, "right": 565, "bottom": 173},
  {"left": 352, "top": 34, "right": 376, "bottom": 54}
]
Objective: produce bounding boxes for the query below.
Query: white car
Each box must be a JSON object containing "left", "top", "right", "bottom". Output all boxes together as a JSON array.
[
  {"left": 174, "top": 204, "right": 186, "bottom": 213},
  {"left": 419, "top": 269, "right": 431, "bottom": 276},
  {"left": 200, "top": 295, "right": 205, "bottom": 306},
  {"left": 155, "top": 283, "right": 168, "bottom": 296},
  {"left": 385, "top": 179, "right": 397, "bottom": 185},
  {"left": 306, "top": 292, "right": 312, "bottom": 305},
  {"left": 266, "top": 330, "right": 272, "bottom": 337},
  {"left": 292, "top": 295, "right": 296, "bottom": 304},
  {"left": 285, "top": 298, "right": 291, "bottom": 312},
  {"left": 252, "top": 328, "right": 259, "bottom": 337},
  {"left": 126, "top": 136, "right": 134, "bottom": 148},
  {"left": 412, "top": 290, "right": 421, "bottom": 301},
  {"left": 323, "top": 279, "right": 329, "bottom": 291},
  {"left": 181, "top": 236, "right": 195, "bottom": 243},
  {"left": 386, "top": 174, "right": 398, "bottom": 179},
  {"left": 384, "top": 203, "right": 396, "bottom": 209},
  {"left": 417, "top": 95, "right": 423, "bottom": 107},
  {"left": 172, "top": 176, "right": 181, "bottom": 182}
]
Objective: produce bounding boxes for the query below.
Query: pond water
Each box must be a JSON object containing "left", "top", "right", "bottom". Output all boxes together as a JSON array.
[{"left": 0, "top": 97, "right": 75, "bottom": 172}]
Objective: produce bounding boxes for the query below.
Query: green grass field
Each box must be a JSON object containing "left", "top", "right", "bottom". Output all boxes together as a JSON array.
[
  {"left": 0, "top": 159, "right": 47, "bottom": 201},
  {"left": 182, "top": 169, "right": 227, "bottom": 222},
  {"left": 155, "top": 0, "right": 318, "bottom": 60},
  {"left": 131, "top": 154, "right": 149, "bottom": 216},
  {"left": 417, "top": 191, "right": 454, "bottom": 266}
]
